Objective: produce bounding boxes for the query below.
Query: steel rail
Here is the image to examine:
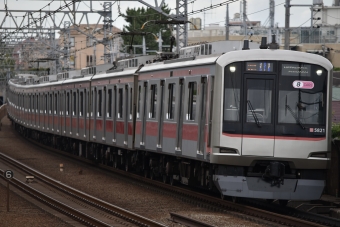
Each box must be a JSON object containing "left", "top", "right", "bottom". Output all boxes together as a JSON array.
[
  {"left": 11, "top": 133, "right": 332, "bottom": 227},
  {"left": 0, "top": 170, "right": 112, "bottom": 227},
  {"left": 0, "top": 152, "right": 166, "bottom": 227},
  {"left": 170, "top": 212, "right": 214, "bottom": 227}
]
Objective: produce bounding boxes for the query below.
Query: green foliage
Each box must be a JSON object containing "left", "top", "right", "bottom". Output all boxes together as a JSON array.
[
  {"left": 334, "top": 67, "right": 340, "bottom": 71},
  {"left": 122, "top": 4, "right": 174, "bottom": 54},
  {"left": 332, "top": 123, "right": 340, "bottom": 139}
]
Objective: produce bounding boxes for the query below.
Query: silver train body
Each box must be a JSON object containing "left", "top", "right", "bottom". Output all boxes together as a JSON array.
[{"left": 7, "top": 41, "right": 333, "bottom": 201}]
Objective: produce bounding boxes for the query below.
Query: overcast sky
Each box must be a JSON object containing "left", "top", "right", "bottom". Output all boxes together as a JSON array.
[{"left": 0, "top": 0, "right": 335, "bottom": 31}]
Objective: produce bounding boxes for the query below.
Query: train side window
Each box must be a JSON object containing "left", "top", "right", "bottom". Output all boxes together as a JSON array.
[
  {"left": 54, "top": 94, "right": 58, "bottom": 114},
  {"left": 49, "top": 94, "right": 52, "bottom": 114},
  {"left": 45, "top": 94, "right": 48, "bottom": 114},
  {"left": 32, "top": 95, "right": 35, "bottom": 112},
  {"left": 91, "top": 90, "right": 94, "bottom": 117},
  {"left": 98, "top": 90, "right": 102, "bottom": 117},
  {"left": 86, "top": 91, "right": 90, "bottom": 117},
  {"left": 66, "top": 93, "right": 70, "bottom": 116},
  {"left": 36, "top": 95, "right": 39, "bottom": 113},
  {"left": 107, "top": 89, "right": 112, "bottom": 118},
  {"left": 224, "top": 63, "right": 241, "bottom": 122},
  {"left": 137, "top": 86, "right": 141, "bottom": 118},
  {"left": 187, "top": 82, "right": 197, "bottom": 121},
  {"left": 79, "top": 92, "right": 83, "bottom": 117},
  {"left": 118, "top": 88, "right": 123, "bottom": 119},
  {"left": 73, "top": 92, "right": 77, "bottom": 116},
  {"left": 129, "top": 87, "right": 133, "bottom": 119},
  {"left": 167, "top": 83, "right": 176, "bottom": 120},
  {"left": 149, "top": 84, "right": 157, "bottom": 119}
]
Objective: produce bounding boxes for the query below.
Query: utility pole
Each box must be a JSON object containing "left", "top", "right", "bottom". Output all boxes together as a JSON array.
[
  {"left": 269, "top": 0, "right": 275, "bottom": 41},
  {"left": 284, "top": 0, "right": 290, "bottom": 50},
  {"left": 226, "top": 4, "right": 229, "bottom": 40}
]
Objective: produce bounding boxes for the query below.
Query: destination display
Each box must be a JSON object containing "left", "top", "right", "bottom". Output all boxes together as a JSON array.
[
  {"left": 246, "top": 62, "right": 273, "bottom": 72},
  {"left": 282, "top": 63, "right": 311, "bottom": 76}
]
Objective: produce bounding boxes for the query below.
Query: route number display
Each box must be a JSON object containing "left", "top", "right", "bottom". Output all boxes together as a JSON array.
[{"left": 4, "top": 170, "right": 13, "bottom": 179}]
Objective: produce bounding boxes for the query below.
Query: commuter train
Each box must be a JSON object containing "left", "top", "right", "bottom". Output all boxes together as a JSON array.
[{"left": 7, "top": 38, "right": 333, "bottom": 203}]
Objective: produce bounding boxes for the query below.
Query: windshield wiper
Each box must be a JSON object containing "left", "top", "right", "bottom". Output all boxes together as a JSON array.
[
  {"left": 247, "top": 100, "right": 261, "bottom": 128},
  {"left": 285, "top": 104, "right": 305, "bottom": 129}
]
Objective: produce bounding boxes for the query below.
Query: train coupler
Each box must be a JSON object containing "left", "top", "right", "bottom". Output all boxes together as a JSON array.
[{"left": 263, "top": 162, "right": 285, "bottom": 187}]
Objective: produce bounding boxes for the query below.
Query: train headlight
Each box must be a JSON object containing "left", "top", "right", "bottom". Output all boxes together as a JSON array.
[
  {"left": 230, "top": 66, "right": 236, "bottom": 73},
  {"left": 316, "top": 70, "right": 322, "bottom": 76}
]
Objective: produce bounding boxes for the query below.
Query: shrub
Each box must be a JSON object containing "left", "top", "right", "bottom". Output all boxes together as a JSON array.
[{"left": 332, "top": 123, "right": 340, "bottom": 139}]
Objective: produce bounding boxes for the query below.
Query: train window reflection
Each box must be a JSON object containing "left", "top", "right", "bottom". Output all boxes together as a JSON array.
[
  {"left": 167, "top": 83, "right": 176, "bottom": 120},
  {"left": 54, "top": 94, "right": 58, "bottom": 115},
  {"left": 224, "top": 63, "right": 241, "bottom": 122},
  {"left": 118, "top": 88, "right": 123, "bottom": 119},
  {"left": 107, "top": 89, "right": 112, "bottom": 118},
  {"left": 278, "top": 91, "right": 324, "bottom": 125},
  {"left": 129, "top": 88, "right": 133, "bottom": 119},
  {"left": 98, "top": 90, "right": 102, "bottom": 117},
  {"left": 73, "top": 92, "right": 77, "bottom": 116},
  {"left": 79, "top": 92, "right": 83, "bottom": 117},
  {"left": 149, "top": 84, "right": 157, "bottom": 119},
  {"left": 187, "top": 82, "right": 197, "bottom": 121},
  {"left": 137, "top": 86, "right": 141, "bottom": 118},
  {"left": 66, "top": 93, "right": 70, "bottom": 116},
  {"left": 246, "top": 79, "right": 272, "bottom": 124}
]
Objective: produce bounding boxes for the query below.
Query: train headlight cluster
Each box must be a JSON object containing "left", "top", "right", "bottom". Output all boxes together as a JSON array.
[{"left": 229, "top": 66, "right": 236, "bottom": 72}]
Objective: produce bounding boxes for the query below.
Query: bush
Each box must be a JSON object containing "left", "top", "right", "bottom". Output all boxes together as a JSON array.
[{"left": 332, "top": 123, "right": 340, "bottom": 139}]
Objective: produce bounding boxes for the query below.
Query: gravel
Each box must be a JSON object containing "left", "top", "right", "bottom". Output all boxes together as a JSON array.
[{"left": 0, "top": 117, "right": 265, "bottom": 227}]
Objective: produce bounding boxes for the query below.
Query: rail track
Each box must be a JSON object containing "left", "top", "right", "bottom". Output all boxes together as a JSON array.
[
  {"left": 19, "top": 134, "right": 340, "bottom": 227},
  {"left": 0, "top": 152, "right": 166, "bottom": 227},
  {"left": 2, "top": 115, "right": 340, "bottom": 227}
]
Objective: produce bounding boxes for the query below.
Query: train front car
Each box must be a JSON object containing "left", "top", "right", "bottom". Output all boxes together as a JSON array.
[{"left": 211, "top": 49, "right": 332, "bottom": 201}]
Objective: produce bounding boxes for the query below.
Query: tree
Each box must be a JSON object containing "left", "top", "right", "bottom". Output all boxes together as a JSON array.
[{"left": 121, "top": 4, "right": 174, "bottom": 55}]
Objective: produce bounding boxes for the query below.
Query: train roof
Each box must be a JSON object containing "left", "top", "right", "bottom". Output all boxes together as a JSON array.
[
  {"left": 139, "top": 55, "right": 220, "bottom": 73},
  {"left": 217, "top": 49, "right": 333, "bottom": 70}
]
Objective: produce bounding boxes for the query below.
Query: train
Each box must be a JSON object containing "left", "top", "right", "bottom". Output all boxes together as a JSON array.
[{"left": 6, "top": 38, "right": 333, "bottom": 204}]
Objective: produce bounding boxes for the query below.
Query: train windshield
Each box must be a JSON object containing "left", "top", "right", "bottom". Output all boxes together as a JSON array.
[
  {"left": 278, "top": 62, "right": 327, "bottom": 126},
  {"left": 223, "top": 61, "right": 328, "bottom": 136}
]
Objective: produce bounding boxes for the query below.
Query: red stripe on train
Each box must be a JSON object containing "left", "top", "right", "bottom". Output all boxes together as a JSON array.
[
  {"left": 182, "top": 124, "right": 198, "bottom": 141},
  {"left": 145, "top": 121, "right": 158, "bottom": 136},
  {"left": 116, "top": 121, "right": 124, "bottom": 134},
  {"left": 222, "top": 133, "right": 325, "bottom": 141},
  {"left": 162, "top": 122, "right": 177, "bottom": 138}
]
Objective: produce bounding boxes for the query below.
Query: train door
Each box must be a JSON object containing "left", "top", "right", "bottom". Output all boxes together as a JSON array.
[
  {"left": 44, "top": 93, "right": 48, "bottom": 131},
  {"left": 59, "top": 91, "right": 66, "bottom": 135},
  {"left": 241, "top": 75, "right": 275, "bottom": 156},
  {"left": 71, "top": 90, "right": 78, "bottom": 138},
  {"left": 65, "top": 91, "right": 71, "bottom": 135},
  {"left": 35, "top": 93, "right": 38, "bottom": 128},
  {"left": 115, "top": 84, "right": 127, "bottom": 147},
  {"left": 39, "top": 93, "right": 44, "bottom": 130},
  {"left": 53, "top": 91, "right": 59, "bottom": 134},
  {"left": 126, "top": 83, "right": 135, "bottom": 148},
  {"left": 105, "top": 85, "right": 114, "bottom": 144},
  {"left": 90, "top": 88, "right": 95, "bottom": 142},
  {"left": 135, "top": 81, "right": 147, "bottom": 148},
  {"left": 78, "top": 89, "right": 86, "bottom": 139},
  {"left": 145, "top": 80, "right": 161, "bottom": 151},
  {"left": 95, "top": 87, "right": 105, "bottom": 142},
  {"left": 162, "top": 78, "right": 180, "bottom": 154},
  {"left": 175, "top": 78, "right": 184, "bottom": 154},
  {"left": 181, "top": 76, "right": 205, "bottom": 158},
  {"left": 48, "top": 92, "right": 52, "bottom": 132}
]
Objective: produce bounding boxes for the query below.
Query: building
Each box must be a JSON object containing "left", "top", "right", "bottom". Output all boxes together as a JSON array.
[{"left": 58, "top": 24, "right": 122, "bottom": 70}]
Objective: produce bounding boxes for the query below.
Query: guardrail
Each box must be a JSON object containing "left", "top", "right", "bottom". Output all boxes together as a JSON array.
[{"left": 0, "top": 104, "right": 7, "bottom": 130}]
